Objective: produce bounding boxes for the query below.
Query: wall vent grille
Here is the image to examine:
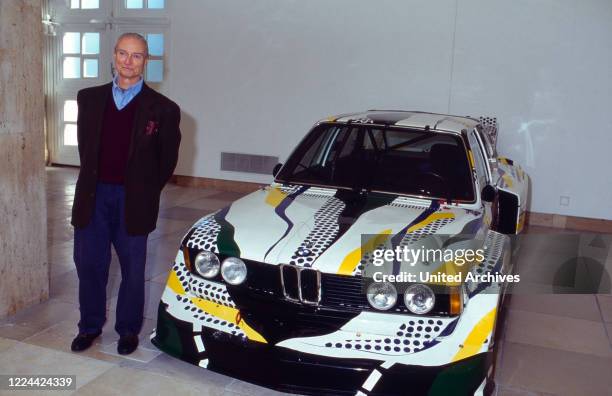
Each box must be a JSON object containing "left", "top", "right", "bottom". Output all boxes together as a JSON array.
[{"left": 221, "top": 152, "right": 279, "bottom": 175}]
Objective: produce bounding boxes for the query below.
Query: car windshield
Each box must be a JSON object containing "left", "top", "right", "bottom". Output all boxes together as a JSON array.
[{"left": 276, "top": 123, "right": 475, "bottom": 202}]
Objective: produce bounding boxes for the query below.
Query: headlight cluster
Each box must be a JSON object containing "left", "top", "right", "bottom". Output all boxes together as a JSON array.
[
  {"left": 367, "top": 282, "right": 436, "bottom": 315},
  {"left": 193, "top": 251, "right": 247, "bottom": 285}
]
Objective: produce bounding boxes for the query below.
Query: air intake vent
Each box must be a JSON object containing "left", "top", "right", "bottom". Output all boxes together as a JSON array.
[{"left": 221, "top": 152, "right": 279, "bottom": 175}]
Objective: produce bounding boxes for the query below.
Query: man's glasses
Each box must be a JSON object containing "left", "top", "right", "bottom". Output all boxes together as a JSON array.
[{"left": 115, "top": 49, "right": 146, "bottom": 62}]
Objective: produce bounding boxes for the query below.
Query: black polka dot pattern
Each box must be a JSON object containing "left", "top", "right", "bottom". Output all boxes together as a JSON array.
[
  {"left": 400, "top": 217, "right": 454, "bottom": 245},
  {"left": 290, "top": 197, "right": 345, "bottom": 268},
  {"left": 324, "top": 318, "right": 453, "bottom": 355},
  {"left": 479, "top": 116, "right": 498, "bottom": 150},
  {"left": 389, "top": 198, "right": 429, "bottom": 209},
  {"left": 170, "top": 294, "right": 245, "bottom": 337},
  {"left": 466, "top": 230, "right": 505, "bottom": 293},
  {"left": 187, "top": 214, "right": 221, "bottom": 254}
]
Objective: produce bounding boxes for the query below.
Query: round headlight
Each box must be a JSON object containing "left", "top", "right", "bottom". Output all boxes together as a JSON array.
[
  {"left": 367, "top": 282, "right": 397, "bottom": 311},
  {"left": 194, "top": 251, "right": 220, "bottom": 278},
  {"left": 404, "top": 284, "right": 435, "bottom": 315},
  {"left": 221, "top": 257, "right": 247, "bottom": 285}
]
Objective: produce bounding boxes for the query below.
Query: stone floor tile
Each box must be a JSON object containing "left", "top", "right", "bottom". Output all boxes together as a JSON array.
[
  {"left": 150, "top": 270, "right": 169, "bottom": 285},
  {"left": 0, "top": 337, "right": 18, "bottom": 353},
  {"left": 0, "top": 323, "right": 42, "bottom": 341},
  {"left": 159, "top": 206, "right": 213, "bottom": 221},
  {"left": 498, "top": 341, "right": 612, "bottom": 396},
  {"left": 224, "top": 378, "right": 294, "bottom": 396},
  {"left": 124, "top": 352, "right": 235, "bottom": 390},
  {"left": 180, "top": 197, "right": 231, "bottom": 212},
  {"left": 21, "top": 319, "right": 123, "bottom": 364},
  {"left": 148, "top": 218, "right": 194, "bottom": 241},
  {"left": 516, "top": 233, "right": 581, "bottom": 256},
  {"left": 0, "top": 299, "right": 79, "bottom": 332},
  {"left": 159, "top": 187, "right": 221, "bottom": 209},
  {"left": 48, "top": 240, "right": 76, "bottom": 279},
  {"left": 597, "top": 294, "right": 612, "bottom": 322},
  {"left": 98, "top": 341, "right": 160, "bottom": 364},
  {"left": 508, "top": 294, "right": 601, "bottom": 321},
  {"left": 604, "top": 322, "right": 612, "bottom": 347},
  {"left": 496, "top": 385, "right": 551, "bottom": 396},
  {"left": 0, "top": 342, "right": 113, "bottom": 394},
  {"left": 504, "top": 309, "right": 612, "bottom": 358},
  {"left": 73, "top": 366, "right": 226, "bottom": 396},
  {"left": 206, "top": 191, "right": 249, "bottom": 201}
]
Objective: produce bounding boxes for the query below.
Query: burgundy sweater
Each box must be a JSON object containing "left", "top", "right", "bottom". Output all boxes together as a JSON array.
[{"left": 97, "top": 95, "right": 139, "bottom": 184}]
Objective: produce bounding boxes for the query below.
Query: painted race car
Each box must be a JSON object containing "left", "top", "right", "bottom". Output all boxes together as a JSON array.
[{"left": 151, "top": 111, "right": 529, "bottom": 396}]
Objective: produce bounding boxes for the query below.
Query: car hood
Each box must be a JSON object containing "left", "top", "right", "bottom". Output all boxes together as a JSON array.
[{"left": 184, "top": 184, "right": 488, "bottom": 276}]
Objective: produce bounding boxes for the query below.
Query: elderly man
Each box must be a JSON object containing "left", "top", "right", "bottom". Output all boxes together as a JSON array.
[{"left": 70, "top": 33, "right": 181, "bottom": 355}]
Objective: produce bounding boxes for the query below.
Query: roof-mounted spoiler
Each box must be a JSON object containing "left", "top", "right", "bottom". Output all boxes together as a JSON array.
[{"left": 479, "top": 116, "right": 498, "bottom": 152}]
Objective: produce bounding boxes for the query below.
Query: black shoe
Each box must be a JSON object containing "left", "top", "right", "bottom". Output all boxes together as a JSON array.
[
  {"left": 117, "top": 334, "right": 139, "bottom": 355},
  {"left": 70, "top": 331, "right": 102, "bottom": 352}
]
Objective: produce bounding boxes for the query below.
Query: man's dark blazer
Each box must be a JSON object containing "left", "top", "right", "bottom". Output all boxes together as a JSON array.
[{"left": 71, "top": 82, "right": 181, "bottom": 235}]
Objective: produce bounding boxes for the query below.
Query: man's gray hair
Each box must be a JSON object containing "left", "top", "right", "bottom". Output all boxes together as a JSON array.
[{"left": 114, "top": 32, "right": 149, "bottom": 57}]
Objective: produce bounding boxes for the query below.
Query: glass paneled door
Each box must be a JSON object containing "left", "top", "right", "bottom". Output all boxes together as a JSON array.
[
  {"left": 50, "top": 25, "right": 108, "bottom": 165},
  {"left": 45, "top": 0, "right": 169, "bottom": 165}
]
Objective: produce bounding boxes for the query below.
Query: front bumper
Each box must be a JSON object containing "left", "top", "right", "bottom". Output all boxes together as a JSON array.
[{"left": 152, "top": 302, "right": 491, "bottom": 396}]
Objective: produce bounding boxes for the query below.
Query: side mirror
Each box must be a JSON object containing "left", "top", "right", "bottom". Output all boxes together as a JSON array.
[
  {"left": 481, "top": 185, "right": 497, "bottom": 203},
  {"left": 272, "top": 163, "right": 283, "bottom": 177}
]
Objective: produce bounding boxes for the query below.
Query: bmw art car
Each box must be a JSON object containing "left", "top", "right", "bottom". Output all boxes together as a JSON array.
[{"left": 151, "top": 111, "right": 529, "bottom": 396}]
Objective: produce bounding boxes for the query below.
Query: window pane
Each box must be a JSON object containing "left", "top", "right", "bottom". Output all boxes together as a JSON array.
[
  {"left": 146, "top": 60, "right": 163, "bottom": 82},
  {"left": 81, "top": 0, "right": 99, "bottom": 8},
  {"left": 147, "top": 34, "right": 164, "bottom": 56},
  {"left": 83, "top": 59, "right": 98, "bottom": 78},
  {"left": 82, "top": 32, "right": 100, "bottom": 54},
  {"left": 70, "top": 0, "right": 80, "bottom": 9},
  {"left": 63, "top": 100, "right": 78, "bottom": 122},
  {"left": 62, "top": 32, "right": 80, "bottom": 54},
  {"left": 64, "top": 124, "right": 78, "bottom": 146},
  {"left": 126, "top": 0, "right": 143, "bottom": 8},
  {"left": 148, "top": 0, "right": 165, "bottom": 9},
  {"left": 63, "top": 57, "right": 81, "bottom": 78}
]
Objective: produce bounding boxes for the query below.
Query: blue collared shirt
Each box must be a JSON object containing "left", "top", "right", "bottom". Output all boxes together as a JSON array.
[{"left": 112, "top": 76, "right": 144, "bottom": 110}]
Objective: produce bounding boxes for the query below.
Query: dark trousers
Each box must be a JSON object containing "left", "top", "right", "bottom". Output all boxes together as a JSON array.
[{"left": 74, "top": 182, "right": 148, "bottom": 336}]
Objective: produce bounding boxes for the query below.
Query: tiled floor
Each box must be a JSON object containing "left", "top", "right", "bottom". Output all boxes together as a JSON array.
[{"left": 0, "top": 166, "right": 611, "bottom": 395}]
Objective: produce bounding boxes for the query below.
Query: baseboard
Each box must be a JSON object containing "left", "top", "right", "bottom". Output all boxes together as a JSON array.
[
  {"left": 171, "top": 175, "right": 263, "bottom": 194},
  {"left": 171, "top": 175, "right": 612, "bottom": 233},
  {"left": 526, "top": 212, "right": 612, "bottom": 233}
]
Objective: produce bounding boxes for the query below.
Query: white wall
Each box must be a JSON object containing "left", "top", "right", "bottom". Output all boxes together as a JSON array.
[{"left": 168, "top": 0, "right": 612, "bottom": 220}]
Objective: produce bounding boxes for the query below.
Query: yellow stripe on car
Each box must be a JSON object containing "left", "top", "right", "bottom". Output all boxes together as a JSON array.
[
  {"left": 191, "top": 297, "right": 268, "bottom": 344},
  {"left": 452, "top": 308, "right": 497, "bottom": 362},
  {"left": 517, "top": 211, "right": 526, "bottom": 233},
  {"left": 406, "top": 212, "right": 455, "bottom": 234},
  {"left": 265, "top": 186, "right": 288, "bottom": 208},
  {"left": 468, "top": 150, "right": 475, "bottom": 168},
  {"left": 167, "top": 269, "right": 186, "bottom": 295},
  {"left": 502, "top": 174, "right": 514, "bottom": 188},
  {"left": 337, "top": 230, "right": 392, "bottom": 275}
]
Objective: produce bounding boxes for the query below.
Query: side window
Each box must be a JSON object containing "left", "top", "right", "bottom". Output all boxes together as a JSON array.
[{"left": 467, "top": 131, "right": 490, "bottom": 190}]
